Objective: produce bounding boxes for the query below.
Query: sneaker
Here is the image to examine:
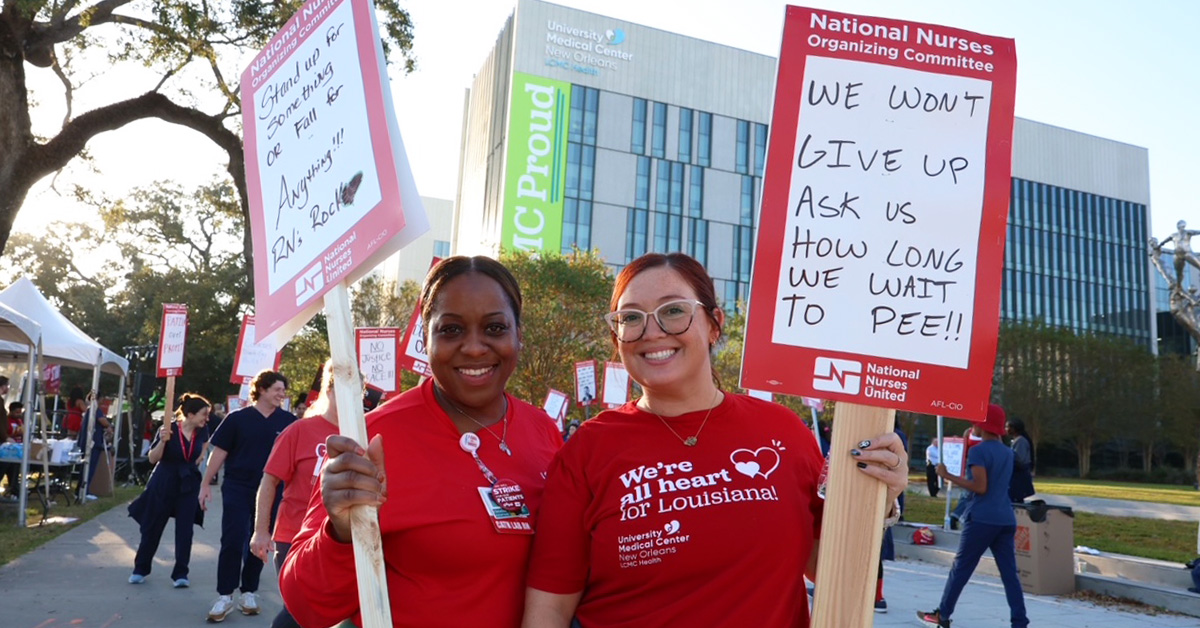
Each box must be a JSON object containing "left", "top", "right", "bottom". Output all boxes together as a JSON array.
[
  {"left": 84, "top": 494, "right": 99, "bottom": 501},
  {"left": 238, "top": 591, "right": 260, "bottom": 615},
  {"left": 173, "top": 578, "right": 190, "bottom": 588},
  {"left": 207, "top": 595, "right": 235, "bottom": 623},
  {"left": 917, "top": 609, "right": 951, "bottom": 627},
  {"left": 128, "top": 573, "right": 145, "bottom": 584},
  {"left": 874, "top": 598, "right": 887, "bottom": 613}
]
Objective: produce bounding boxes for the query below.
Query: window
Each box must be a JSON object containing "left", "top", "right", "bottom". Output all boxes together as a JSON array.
[
  {"left": 670, "top": 162, "right": 683, "bottom": 215},
  {"left": 740, "top": 176, "right": 755, "bottom": 226},
  {"left": 688, "top": 219, "right": 708, "bottom": 266},
  {"left": 655, "top": 160, "right": 670, "bottom": 212},
  {"left": 688, "top": 166, "right": 704, "bottom": 218},
  {"left": 697, "top": 112, "right": 712, "bottom": 167},
  {"left": 653, "top": 212, "right": 682, "bottom": 252},
  {"left": 678, "top": 109, "right": 693, "bottom": 164},
  {"left": 627, "top": 207, "right": 649, "bottom": 262},
  {"left": 651, "top": 102, "right": 667, "bottom": 158},
  {"left": 433, "top": 240, "right": 450, "bottom": 258},
  {"left": 632, "top": 98, "right": 647, "bottom": 154},
  {"left": 736, "top": 120, "right": 750, "bottom": 174},
  {"left": 754, "top": 123, "right": 768, "bottom": 177},
  {"left": 733, "top": 225, "right": 753, "bottom": 282},
  {"left": 562, "top": 199, "right": 592, "bottom": 253},
  {"left": 636, "top": 157, "right": 651, "bottom": 209},
  {"left": 583, "top": 87, "right": 599, "bottom": 145}
]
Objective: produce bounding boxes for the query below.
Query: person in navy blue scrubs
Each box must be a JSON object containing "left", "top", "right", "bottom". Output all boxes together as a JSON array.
[
  {"left": 199, "top": 371, "right": 296, "bottom": 622},
  {"left": 127, "top": 393, "right": 211, "bottom": 586}
]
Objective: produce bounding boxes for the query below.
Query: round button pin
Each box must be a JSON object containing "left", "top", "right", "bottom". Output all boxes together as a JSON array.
[
  {"left": 492, "top": 479, "right": 526, "bottom": 514},
  {"left": 459, "top": 432, "right": 481, "bottom": 454}
]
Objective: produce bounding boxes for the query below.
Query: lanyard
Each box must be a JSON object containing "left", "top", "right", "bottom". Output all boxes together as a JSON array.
[
  {"left": 459, "top": 433, "right": 499, "bottom": 485},
  {"left": 178, "top": 425, "right": 197, "bottom": 462}
]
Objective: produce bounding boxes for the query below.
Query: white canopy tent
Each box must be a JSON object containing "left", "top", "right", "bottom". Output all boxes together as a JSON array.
[
  {"left": 0, "top": 302, "right": 41, "bottom": 526},
  {"left": 0, "top": 278, "right": 128, "bottom": 524}
]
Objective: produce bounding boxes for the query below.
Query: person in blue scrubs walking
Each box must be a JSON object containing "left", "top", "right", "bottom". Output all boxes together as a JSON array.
[
  {"left": 919, "top": 404, "right": 1028, "bottom": 628},
  {"left": 199, "top": 370, "right": 297, "bottom": 623}
]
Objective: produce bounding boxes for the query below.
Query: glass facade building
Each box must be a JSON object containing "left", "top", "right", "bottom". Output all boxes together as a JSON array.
[
  {"left": 1004, "top": 179, "right": 1152, "bottom": 347},
  {"left": 456, "top": 0, "right": 1155, "bottom": 346}
]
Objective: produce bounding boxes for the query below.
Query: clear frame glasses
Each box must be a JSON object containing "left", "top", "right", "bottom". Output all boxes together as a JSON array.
[{"left": 604, "top": 300, "right": 706, "bottom": 343}]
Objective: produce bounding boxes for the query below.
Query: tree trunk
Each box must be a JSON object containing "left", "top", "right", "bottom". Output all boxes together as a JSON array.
[
  {"left": 1143, "top": 443, "right": 1153, "bottom": 473},
  {"left": 1076, "top": 438, "right": 1092, "bottom": 478},
  {"left": 0, "top": 15, "right": 36, "bottom": 254}
]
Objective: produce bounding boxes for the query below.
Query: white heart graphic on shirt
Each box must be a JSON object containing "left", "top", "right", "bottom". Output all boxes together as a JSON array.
[
  {"left": 734, "top": 461, "right": 761, "bottom": 478},
  {"left": 664, "top": 520, "right": 680, "bottom": 535},
  {"left": 730, "top": 447, "right": 781, "bottom": 479}
]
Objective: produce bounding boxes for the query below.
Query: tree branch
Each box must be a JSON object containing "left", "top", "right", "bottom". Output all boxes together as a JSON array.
[{"left": 25, "top": 0, "right": 137, "bottom": 65}]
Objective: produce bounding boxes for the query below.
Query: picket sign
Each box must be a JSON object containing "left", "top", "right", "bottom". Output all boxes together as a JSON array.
[
  {"left": 324, "top": 282, "right": 390, "bottom": 626},
  {"left": 738, "top": 6, "right": 1016, "bottom": 626}
]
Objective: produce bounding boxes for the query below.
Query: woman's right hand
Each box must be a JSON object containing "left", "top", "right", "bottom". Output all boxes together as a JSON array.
[
  {"left": 320, "top": 433, "right": 387, "bottom": 543},
  {"left": 159, "top": 420, "right": 173, "bottom": 442}
]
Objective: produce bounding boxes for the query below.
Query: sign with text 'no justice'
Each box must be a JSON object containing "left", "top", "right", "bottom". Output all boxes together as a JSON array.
[
  {"left": 740, "top": 7, "right": 1016, "bottom": 422},
  {"left": 356, "top": 327, "right": 400, "bottom": 393},
  {"left": 156, "top": 303, "right": 189, "bottom": 377},
  {"left": 241, "top": 0, "right": 429, "bottom": 347}
]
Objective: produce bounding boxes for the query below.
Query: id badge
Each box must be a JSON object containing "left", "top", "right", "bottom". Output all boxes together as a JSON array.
[{"left": 477, "top": 482, "right": 534, "bottom": 535}]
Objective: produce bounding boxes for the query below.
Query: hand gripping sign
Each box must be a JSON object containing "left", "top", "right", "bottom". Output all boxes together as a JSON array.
[
  {"left": 739, "top": 7, "right": 1015, "bottom": 627},
  {"left": 240, "top": 0, "right": 433, "bottom": 625}
]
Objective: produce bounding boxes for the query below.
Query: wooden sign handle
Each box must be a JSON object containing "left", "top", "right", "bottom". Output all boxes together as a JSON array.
[
  {"left": 811, "top": 402, "right": 895, "bottom": 627},
  {"left": 324, "top": 282, "right": 393, "bottom": 628}
]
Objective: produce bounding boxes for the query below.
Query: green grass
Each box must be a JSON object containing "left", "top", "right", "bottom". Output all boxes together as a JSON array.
[
  {"left": 0, "top": 485, "right": 140, "bottom": 567},
  {"left": 902, "top": 493, "right": 1198, "bottom": 565},
  {"left": 1032, "top": 478, "right": 1200, "bottom": 508}
]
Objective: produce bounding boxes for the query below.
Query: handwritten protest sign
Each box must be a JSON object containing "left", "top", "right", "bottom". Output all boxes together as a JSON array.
[
  {"left": 356, "top": 327, "right": 400, "bottom": 392},
  {"left": 156, "top": 304, "right": 189, "bottom": 378},
  {"left": 542, "top": 389, "right": 570, "bottom": 431},
  {"left": 574, "top": 360, "right": 598, "bottom": 406},
  {"left": 397, "top": 306, "right": 431, "bottom": 377},
  {"left": 230, "top": 315, "right": 282, "bottom": 385},
  {"left": 940, "top": 436, "right": 966, "bottom": 477},
  {"left": 242, "top": 0, "right": 429, "bottom": 348},
  {"left": 740, "top": 7, "right": 1016, "bottom": 422},
  {"left": 602, "top": 361, "right": 629, "bottom": 407}
]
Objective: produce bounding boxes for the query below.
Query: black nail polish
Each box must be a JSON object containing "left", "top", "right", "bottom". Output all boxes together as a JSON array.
[
  {"left": 850, "top": 449, "right": 861, "bottom": 456},
  {"left": 856, "top": 462, "right": 867, "bottom": 469},
  {"left": 858, "top": 439, "right": 872, "bottom": 449}
]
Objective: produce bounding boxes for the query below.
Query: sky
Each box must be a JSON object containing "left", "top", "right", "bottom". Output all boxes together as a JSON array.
[{"left": 13, "top": 0, "right": 1200, "bottom": 246}]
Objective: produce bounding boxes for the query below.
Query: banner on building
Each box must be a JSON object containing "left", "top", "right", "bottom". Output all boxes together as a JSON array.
[
  {"left": 740, "top": 7, "right": 1017, "bottom": 422},
  {"left": 501, "top": 72, "right": 572, "bottom": 253}
]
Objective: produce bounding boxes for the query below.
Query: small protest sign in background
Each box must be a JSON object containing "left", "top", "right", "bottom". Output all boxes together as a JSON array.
[
  {"left": 157, "top": 304, "right": 189, "bottom": 378},
  {"left": 356, "top": 327, "right": 400, "bottom": 393}
]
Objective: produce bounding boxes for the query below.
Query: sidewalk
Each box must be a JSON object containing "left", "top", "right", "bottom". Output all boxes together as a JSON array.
[
  {"left": 0, "top": 485, "right": 284, "bottom": 628},
  {"left": 0, "top": 488, "right": 1194, "bottom": 627}
]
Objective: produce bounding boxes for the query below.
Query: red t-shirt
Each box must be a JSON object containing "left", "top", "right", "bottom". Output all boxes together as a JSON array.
[
  {"left": 263, "top": 415, "right": 339, "bottom": 543},
  {"left": 527, "top": 393, "right": 825, "bottom": 627},
  {"left": 280, "top": 380, "right": 562, "bottom": 628}
]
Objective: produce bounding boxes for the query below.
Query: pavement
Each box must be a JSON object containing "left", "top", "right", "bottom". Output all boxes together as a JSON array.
[{"left": 0, "top": 486, "right": 1196, "bottom": 627}]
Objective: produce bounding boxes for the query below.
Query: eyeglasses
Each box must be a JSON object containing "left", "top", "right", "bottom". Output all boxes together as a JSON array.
[{"left": 604, "top": 300, "right": 706, "bottom": 343}]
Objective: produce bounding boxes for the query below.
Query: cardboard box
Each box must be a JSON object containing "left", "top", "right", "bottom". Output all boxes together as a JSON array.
[
  {"left": 1014, "top": 503, "right": 1075, "bottom": 595},
  {"left": 25, "top": 440, "right": 47, "bottom": 462}
]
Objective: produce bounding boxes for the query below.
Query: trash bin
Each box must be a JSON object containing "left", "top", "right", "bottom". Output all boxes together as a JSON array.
[{"left": 1013, "top": 501, "right": 1074, "bottom": 595}]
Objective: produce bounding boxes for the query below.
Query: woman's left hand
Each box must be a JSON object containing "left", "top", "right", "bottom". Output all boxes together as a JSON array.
[{"left": 850, "top": 432, "right": 909, "bottom": 504}]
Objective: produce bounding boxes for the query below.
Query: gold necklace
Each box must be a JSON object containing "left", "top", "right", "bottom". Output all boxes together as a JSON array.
[
  {"left": 437, "top": 387, "right": 511, "bottom": 456},
  {"left": 644, "top": 389, "right": 721, "bottom": 447}
]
